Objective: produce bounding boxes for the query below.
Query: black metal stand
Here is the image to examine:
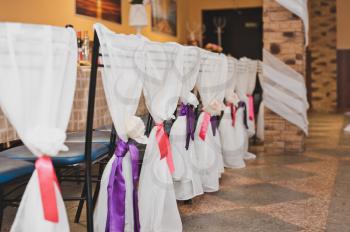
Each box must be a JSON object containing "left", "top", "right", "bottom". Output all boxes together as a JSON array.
[
  {"left": 84, "top": 30, "right": 101, "bottom": 232},
  {"left": 146, "top": 114, "right": 153, "bottom": 136}
]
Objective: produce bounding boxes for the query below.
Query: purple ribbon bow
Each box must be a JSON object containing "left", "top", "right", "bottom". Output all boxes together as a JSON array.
[
  {"left": 238, "top": 101, "right": 248, "bottom": 129},
  {"left": 210, "top": 115, "right": 220, "bottom": 136},
  {"left": 179, "top": 103, "right": 196, "bottom": 150},
  {"left": 106, "top": 139, "right": 140, "bottom": 232}
]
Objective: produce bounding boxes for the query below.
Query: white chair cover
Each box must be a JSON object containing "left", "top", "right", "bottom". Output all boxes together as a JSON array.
[
  {"left": 276, "top": 0, "right": 309, "bottom": 46},
  {"left": 236, "top": 58, "right": 258, "bottom": 160},
  {"left": 256, "top": 101, "right": 265, "bottom": 141},
  {"left": 260, "top": 49, "right": 309, "bottom": 135},
  {"left": 194, "top": 51, "right": 227, "bottom": 192},
  {"left": 169, "top": 46, "right": 204, "bottom": 200},
  {"left": 0, "top": 23, "right": 77, "bottom": 232},
  {"left": 137, "top": 40, "right": 183, "bottom": 232},
  {"left": 240, "top": 57, "right": 258, "bottom": 137},
  {"left": 219, "top": 57, "right": 246, "bottom": 169},
  {"left": 256, "top": 60, "right": 265, "bottom": 141},
  {"left": 93, "top": 24, "right": 147, "bottom": 232}
]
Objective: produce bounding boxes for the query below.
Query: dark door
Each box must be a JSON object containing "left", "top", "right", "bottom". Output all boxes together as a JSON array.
[
  {"left": 202, "top": 8, "right": 263, "bottom": 122},
  {"left": 202, "top": 7, "right": 263, "bottom": 59},
  {"left": 337, "top": 50, "right": 350, "bottom": 111}
]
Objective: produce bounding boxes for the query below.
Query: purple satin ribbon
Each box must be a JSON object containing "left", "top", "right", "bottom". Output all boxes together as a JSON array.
[
  {"left": 210, "top": 115, "right": 220, "bottom": 136},
  {"left": 179, "top": 103, "right": 196, "bottom": 150},
  {"left": 106, "top": 139, "right": 140, "bottom": 232},
  {"left": 238, "top": 101, "right": 248, "bottom": 129}
]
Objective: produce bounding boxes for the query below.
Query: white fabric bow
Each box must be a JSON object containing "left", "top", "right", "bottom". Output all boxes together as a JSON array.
[
  {"left": 180, "top": 92, "right": 199, "bottom": 108},
  {"left": 204, "top": 100, "right": 225, "bottom": 116},
  {"left": 226, "top": 92, "right": 240, "bottom": 107},
  {"left": 24, "top": 127, "right": 68, "bottom": 157},
  {"left": 125, "top": 116, "right": 148, "bottom": 144}
]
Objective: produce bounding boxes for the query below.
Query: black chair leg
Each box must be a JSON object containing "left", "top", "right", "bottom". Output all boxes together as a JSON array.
[
  {"left": 74, "top": 183, "right": 86, "bottom": 223},
  {"left": 56, "top": 168, "right": 62, "bottom": 184},
  {"left": 75, "top": 167, "right": 81, "bottom": 185}
]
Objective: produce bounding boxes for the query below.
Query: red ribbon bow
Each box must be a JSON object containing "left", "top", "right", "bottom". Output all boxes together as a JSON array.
[
  {"left": 199, "top": 112, "right": 211, "bottom": 141},
  {"left": 227, "top": 103, "right": 236, "bottom": 127},
  {"left": 247, "top": 95, "right": 255, "bottom": 121},
  {"left": 156, "top": 123, "right": 175, "bottom": 173},
  {"left": 35, "top": 156, "right": 59, "bottom": 223}
]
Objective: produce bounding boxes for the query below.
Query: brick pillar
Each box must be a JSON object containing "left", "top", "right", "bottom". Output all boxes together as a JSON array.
[
  {"left": 263, "top": 0, "right": 306, "bottom": 153},
  {"left": 309, "top": 0, "right": 337, "bottom": 112}
]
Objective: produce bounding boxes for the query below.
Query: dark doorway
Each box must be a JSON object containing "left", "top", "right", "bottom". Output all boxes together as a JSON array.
[
  {"left": 337, "top": 50, "right": 350, "bottom": 112},
  {"left": 202, "top": 7, "right": 263, "bottom": 59},
  {"left": 202, "top": 8, "right": 263, "bottom": 143}
]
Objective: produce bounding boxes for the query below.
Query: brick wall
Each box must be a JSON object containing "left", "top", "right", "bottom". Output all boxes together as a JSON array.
[
  {"left": 0, "top": 109, "right": 17, "bottom": 144},
  {"left": 67, "top": 67, "right": 148, "bottom": 132},
  {"left": 263, "top": 0, "right": 306, "bottom": 153},
  {"left": 309, "top": 0, "right": 337, "bottom": 112},
  {"left": 67, "top": 67, "right": 112, "bottom": 132}
]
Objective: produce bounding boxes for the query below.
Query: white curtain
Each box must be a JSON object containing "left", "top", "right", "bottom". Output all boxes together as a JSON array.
[
  {"left": 169, "top": 46, "right": 204, "bottom": 200},
  {"left": 93, "top": 23, "right": 147, "bottom": 232},
  {"left": 0, "top": 23, "right": 77, "bottom": 232},
  {"left": 219, "top": 57, "right": 246, "bottom": 169},
  {"left": 194, "top": 51, "right": 227, "bottom": 192},
  {"left": 261, "top": 49, "right": 309, "bottom": 135},
  {"left": 276, "top": 0, "right": 309, "bottom": 46},
  {"left": 137, "top": 40, "right": 183, "bottom": 232}
]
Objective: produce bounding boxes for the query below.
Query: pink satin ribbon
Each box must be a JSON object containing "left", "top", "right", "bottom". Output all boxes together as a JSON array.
[
  {"left": 35, "top": 156, "right": 59, "bottom": 223},
  {"left": 199, "top": 112, "right": 211, "bottom": 141},
  {"left": 247, "top": 95, "right": 255, "bottom": 121},
  {"left": 156, "top": 123, "right": 175, "bottom": 173}
]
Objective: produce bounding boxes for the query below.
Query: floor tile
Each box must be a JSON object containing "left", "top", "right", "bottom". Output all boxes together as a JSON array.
[
  {"left": 183, "top": 208, "right": 302, "bottom": 232},
  {"left": 232, "top": 166, "right": 315, "bottom": 182},
  {"left": 247, "top": 154, "right": 320, "bottom": 167},
  {"left": 213, "top": 183, "right": 312, "bottom": 207}
]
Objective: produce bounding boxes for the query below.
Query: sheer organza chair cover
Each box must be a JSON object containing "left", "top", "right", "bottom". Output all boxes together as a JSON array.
[
  {"left": 137, "top": 40, "right": 183, "bottom": 232},
  {"left": 256, "top": 101, "right": 265, "bottom": 141},
  {"left": 194, "top": 51, "right": 227, "bottom": 192},
  {"left": 169, "top": 46, "right": 204, "bottom": 200},
  {"left": 219, "top": 57, "right": 246, "bottom": 169},
  {"left": 256, "top": 63, "right": 264, "bottom": 141},
  {"left": 0, "top": 23, "right": 77, "bottom": 232},
  {"left": 93, "top": 24, "right": 147, "bottom": 232},
  {"left": 241, "top": 57, "right": 258, "bottom": 137},
  {"left": 260, "top": 49, "right": 309, "bottom": 135},
  {"left": 235, "top": 58, "right": 258, "bottom": 160}
]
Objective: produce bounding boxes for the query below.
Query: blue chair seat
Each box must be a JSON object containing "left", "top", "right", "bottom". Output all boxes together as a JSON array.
[
  {"left": 0, "top": 143, "right": 109, "bottom": 166},
  {"left": 0, "top": 157, "right": 34, "bottom": 184},
  {"left": 66, "top": 131, "right": 111, "bottom": 144}
]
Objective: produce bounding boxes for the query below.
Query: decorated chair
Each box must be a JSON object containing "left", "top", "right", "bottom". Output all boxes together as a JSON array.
[{"left": 0, "top": 22, "right": 114, "bottom": 231}]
